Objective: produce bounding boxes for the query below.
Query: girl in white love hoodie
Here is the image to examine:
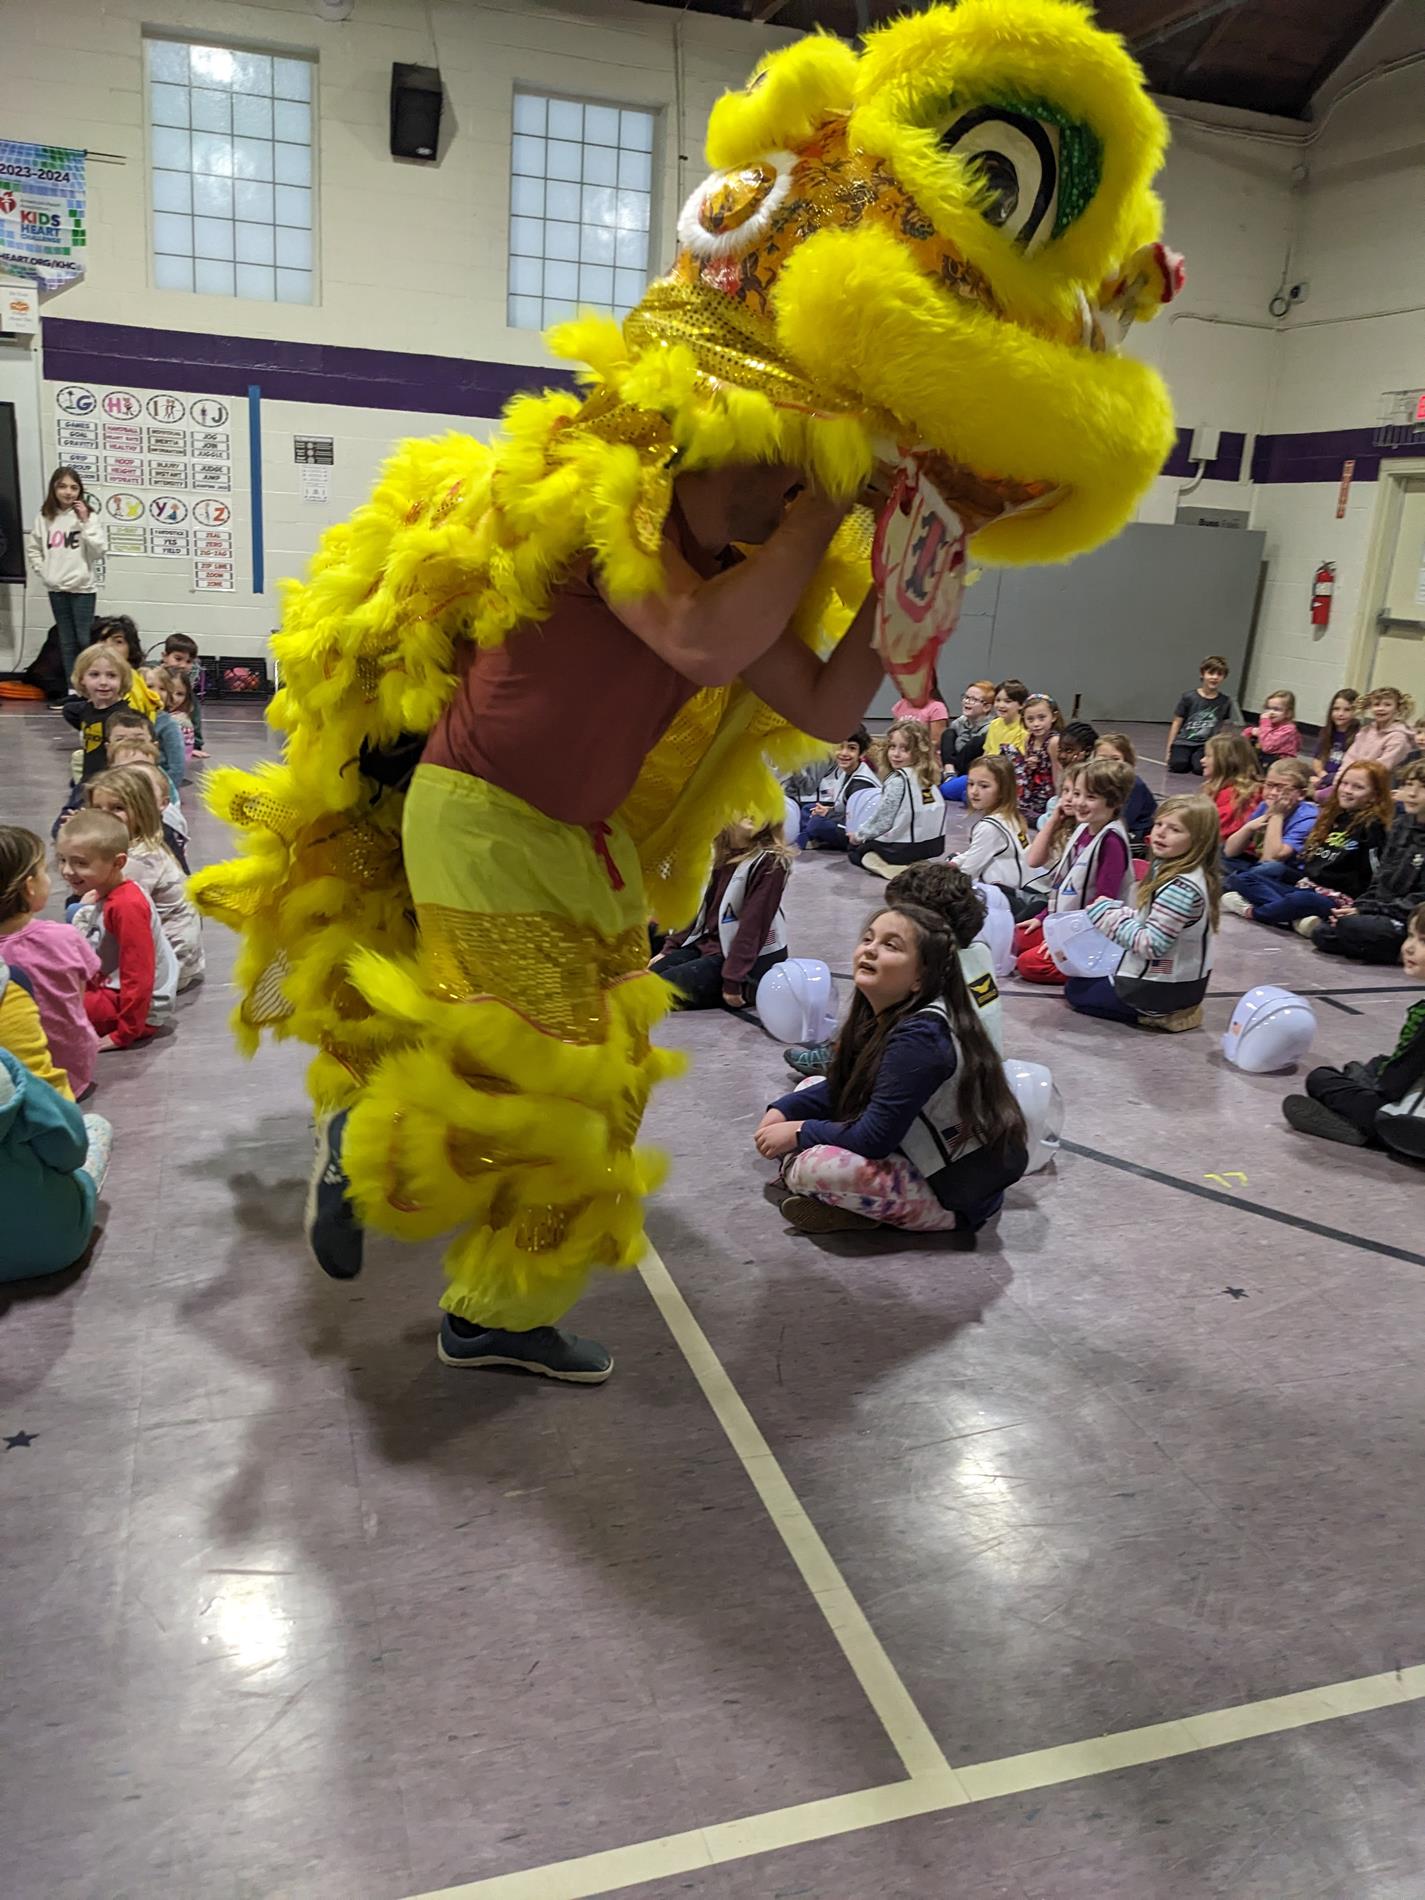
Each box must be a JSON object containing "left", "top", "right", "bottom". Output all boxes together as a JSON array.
[{"left": 26, "top": 467, "right": 106, "bottom": 678}]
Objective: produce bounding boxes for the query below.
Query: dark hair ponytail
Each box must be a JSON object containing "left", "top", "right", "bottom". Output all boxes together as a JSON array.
[{"left": 829, "top": 904, "right": 1026, "bottom": 1158}]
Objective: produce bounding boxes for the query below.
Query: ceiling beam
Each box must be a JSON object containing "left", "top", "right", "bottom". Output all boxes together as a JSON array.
[
  {"left": 750, "top": 0, "right": 791, "bottom": 20},
  {"left": 1130, "top": 0, "right": 1251, "bottom": 58}
]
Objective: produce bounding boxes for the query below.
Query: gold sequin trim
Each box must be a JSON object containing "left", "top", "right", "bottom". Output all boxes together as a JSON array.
[{"left": 417, "top": 904, "right": 648, "bottom": 1045}]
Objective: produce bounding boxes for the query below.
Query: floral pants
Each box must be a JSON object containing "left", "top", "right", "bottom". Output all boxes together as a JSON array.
[{"left": 782, "top": 1143, "right": 958, "bottom": 1231}]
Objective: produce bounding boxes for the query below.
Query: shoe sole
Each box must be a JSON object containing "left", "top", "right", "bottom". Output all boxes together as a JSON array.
[
  {"left": 436, "top": 1340, "right": 614, "bottom": 1383},
  {"left": 782, "top": 1196, "right": 882, "bottom": 1233},
  {"left": 305, "top": 1115, "right": 363, "bottom": 1278}
]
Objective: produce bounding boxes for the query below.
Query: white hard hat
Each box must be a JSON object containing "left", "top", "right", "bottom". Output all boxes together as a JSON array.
[
  {"left": 1004, "top": 1058, "right": 1064, "bottom": 1173},
  {"left": 1044, "top": 909, "right": 1125, "bottom": 979},
  {"left": 845, "top": 785, "right": 881, "bottom": 836},
  {"left": 756, "top": 957, "right": 839, "bottom": 1046},
  {"left": 972, "top": 881, "right": 1015, "bottom": 977},
  {"left": 1222, "top": 986, "right": 1317, "bottom": 1073}
]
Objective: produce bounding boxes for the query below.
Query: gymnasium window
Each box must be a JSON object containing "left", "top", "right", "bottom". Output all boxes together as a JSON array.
[
  {"left": 146, "top": 37, "right": 316, "bottom": 305},
  {"left": 507, "top": 92, "right": 656, "bottom": 331}
]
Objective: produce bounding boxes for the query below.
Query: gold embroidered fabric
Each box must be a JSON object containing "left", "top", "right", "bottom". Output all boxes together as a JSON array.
[{"left": 417, "top": 903, "right": 648, "bottom": 1043}]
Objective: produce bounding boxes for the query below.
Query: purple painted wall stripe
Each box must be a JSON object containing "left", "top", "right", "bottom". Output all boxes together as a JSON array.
[{"left": 38, "top": 318, "right": 1425, "bottom": 482}]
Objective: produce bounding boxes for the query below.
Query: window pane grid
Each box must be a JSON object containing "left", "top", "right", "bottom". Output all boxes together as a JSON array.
[
  {"left": 508, "top": 90, "right": 655, "bottom": 331},
  {"left": 146, "top": 37, "right": 315, "bottom": 305}
]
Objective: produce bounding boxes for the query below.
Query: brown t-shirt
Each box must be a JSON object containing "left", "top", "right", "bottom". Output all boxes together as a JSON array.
[{"left": 423, "top": 519, "right": 709, "bottom": 827}]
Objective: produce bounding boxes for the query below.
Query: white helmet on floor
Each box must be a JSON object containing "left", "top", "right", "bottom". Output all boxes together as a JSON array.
[
  {"left": 784, "top": 791, "right": 801, "bottom": 843},
  {"left": 756, "top": 958, "right": 838, "bottom": 1046},
  {"left": 1004, "top": 1058, "right": 1064, "bottom": 1173},
  {"left": 972, "top": 881, "right": 1015, "bottom": 977},
  {"left": 1222, "top": 986, "right": 1317, "bottom": 1073},
  {"left": 1043, "top": 909, "right": 1125, "bottom": 979}
]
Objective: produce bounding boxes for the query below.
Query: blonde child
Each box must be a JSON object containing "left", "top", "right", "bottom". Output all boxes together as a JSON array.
[
  {"left": 1094, "top": 731, "right": 1157, "bottom": 842},
  {"left": 1014, "top": 692, "right": 1063, "bottom": 829},
  {"left": 1014, "top": 758, "right": 1135, "bottom": 984},
  {"left": 651, "top": 817, "right": 792, "bottom": 1009},
  {"left": 848, "top": 720, "right": 946, "bottom": 875},
  {"left": 141, "top": 666, "right": 189, "bottom": 791},
  {"left": 951, "top": 754, "right": 1029, "bottom": 890},
  {"left": 61, "top": 643, "right": 134, "bottom": 794},
  {"left": 94, "top": 618, "right": 162, "bottom": 717},
  {"left": 1243, "top": 688, "right": 1301, "bottom": 763},
  {"left": 982, "top": 679, "right": 1029, "bottom": 758},
  {"left": 85, "top": 768, "right": 204, "bottom": 989},
  {"left": 1222, "top": 757, "right": 1318, "bottom": 905},
  {"left": 158, "top": 662, "right": 198, "bottom": 762},
  {"left": 1340, "top": 686, "right": 1414, "bottom": 776},
  {"left": 1024, "top": 762, "right": 1086, "bottom": 878},
  {"left": 58, "top": 810, "right": 178, "bottom": 1049},
  {"left": 25, "top": 466, "right": 105, "bottom": 677},
  {"left": 1066, "top": 793, "right": 1220, "bottom": 1032},
  {"left": 1201, "top": 733, "right": 1261, "bottom": 841},
  {"left": 106, "top": 732, "right": 189, "bottom": 871},
  {"left": 0, "top": 826, "right": 100, "bottom": 1099},
  {"left": 755, "top": 903, "right": 1027, "bottom": 1233}
]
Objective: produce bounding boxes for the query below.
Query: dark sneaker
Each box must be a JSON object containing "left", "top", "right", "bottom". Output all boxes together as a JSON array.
[
  {"left": 306, "top": 1110, "right": 364, "bottom": 1279},
  {"left": 437, "top": 1316, "right": 613, "bottom": 1383},
  {"left": 784, "top": 1041, "right": 832, "bottom": 1076},
  {"left": 782, "top": 1194, "right": 882, "bottom": 1233},
  {"left": 1282, "top": 1094, "right": 1369, "bottom": 1147}
]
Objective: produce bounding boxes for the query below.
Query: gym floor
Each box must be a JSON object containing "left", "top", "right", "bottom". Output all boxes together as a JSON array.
[{"left": 2, "top": 702, "right": 1421, "bottom": 1900}]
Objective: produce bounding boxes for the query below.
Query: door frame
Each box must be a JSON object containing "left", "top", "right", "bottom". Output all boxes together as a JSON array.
[{"left": 1348, "top": 457, "right": 1425, "bottom": 689}]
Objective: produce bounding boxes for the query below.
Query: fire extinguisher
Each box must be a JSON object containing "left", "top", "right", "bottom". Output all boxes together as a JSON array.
[{"left": 1310, "top": 561, "right": 1335, "bottom": 628}]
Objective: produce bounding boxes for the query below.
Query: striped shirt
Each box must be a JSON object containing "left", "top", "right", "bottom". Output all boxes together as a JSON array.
[{"left": 1086, "top": 874, "right": 1205, "bottom": 963}]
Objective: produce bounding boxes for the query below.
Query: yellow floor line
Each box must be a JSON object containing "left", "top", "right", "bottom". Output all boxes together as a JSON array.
[
  {"left": 636, "top": 1246, "right": 957, "bottom": 1788},
  {"left": 409, "top": 1664, "right": 1425, "bottom": 1900}
]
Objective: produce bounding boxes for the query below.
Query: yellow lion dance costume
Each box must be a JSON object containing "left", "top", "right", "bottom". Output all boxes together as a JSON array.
[{"left": 195, "top": 0, "right": 1180, "bottom": 1331}]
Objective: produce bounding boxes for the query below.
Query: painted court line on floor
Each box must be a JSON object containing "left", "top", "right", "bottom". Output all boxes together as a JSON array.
[
  {"left": 1059, "top": 1138, "right": 1425, "bottom": 1268},
  {"left": 410, "top": 1665, "right": 1425, "bottom": 1898}
]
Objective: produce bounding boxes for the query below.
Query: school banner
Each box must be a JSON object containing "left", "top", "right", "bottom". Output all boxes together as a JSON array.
[{"left": 0, "top": 142, "right": 86, "bottom": 291}]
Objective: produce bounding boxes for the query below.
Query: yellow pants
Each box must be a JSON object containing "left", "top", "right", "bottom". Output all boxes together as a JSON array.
[{"left": 340, "top": 767, "right": 682, "bottom": 1330}]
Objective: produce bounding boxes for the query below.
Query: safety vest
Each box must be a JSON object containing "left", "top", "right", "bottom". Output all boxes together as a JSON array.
[
  {"left": 1053, "top": 819, "right": 1134, "bottom": 912},
  {"left": 896, "top": 1001, "right": 1026, "bottom": 1209},
  {"left": 881, "top": 768, "right": 947, "bottom": 846},
  {"left": 688, "top": 852, "right": 788, "bottom": 962},
  {"left": 1113, "top": 866, "right": 1213, "bottom": 1015}
]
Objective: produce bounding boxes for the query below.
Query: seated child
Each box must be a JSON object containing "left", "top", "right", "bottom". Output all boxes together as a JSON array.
[
  {"left": 1023, "top": 763, "right": 1085, "bottom": 886},
  {"left": 890, "top": 672, "right": 949, "bottom": 756},
  {"left": 982, "top": 679, "right": 1029, "bottom": 758},
  {"left": 1166, "top": 654, "right": 1236, "bottom": 775},
  {"left": 141, "top": 667, "right": 189, "bottom": 794},
  {"left": 1065, "top": 793, "right": 1220, "bottom": 1033},
  {"left": 951, "top": 755, "right": 1029, "bottom": 891},
  {"left": 1311, "top": 689, "right": 1361, "bottom": 800},
  {"left": 1283, "top": 902, "right": 1425, "bottom": 1157},
  {"left": 755, "top": 902, "right": 1028, "bottom": 1234},
  {"left": 650, "top": 818, "right": 791, "bottom": 1009},
  {"left": 58, "top": 810, "right": 178, "bottom": 1048},
  {"left": 1014, "top": 694, "right": 1063, "bottom": 831},
  {"left": 1094, "top": 732, "right": 1156, "bottom": 842},
  {"left": 1312, "top": 762, "right": 1425, "bottom": 964},
  {"left": 0, "top": 956, "right": 74, "bottom": 1100},
  {"left": 939, "top": 679, "right": 995, "bottom": 798},
  {"left": 1339, "top": 685, "right": 1413, "bottom": 777},
  {"left": 0, "top": 826, "right": 100, "bottom": 1099},
  {"left": 1055, "top": 720, "right": 1099, "bottom": 775},
  {"left": 800, "top": 728, "right": 879, "bottom": 850},
  {"left": 105, "top": 729, "right": 189, "bottom": 871},
  {"left": 1221, "top": 757, "right": 1317, "bottom": 911},
  {"left": 93, "top": 616, "right": 161, "bottom": 717},
  {"left": 1013, "top": 758, "right": 1135, "bottom": 985},
  {"left": 161, "top": 633, "right": 206, "bottom": 756},
  {"left": 1243, "top": 688, "right": 1301, "bottom": 764},
  {"left": 1200, "top": 733, "right": 1261, "bottom": 841},
  {"left": 86, "top": 768, "right": 204, "bottom": 989},
  {"left": 1221, "top": 762, "right": 1392, "bottom": 931},
  {"left": 1394, "top": 716, "right": 1425, "bottom": 796},
  {"left": 57, "top": 642, "right": 134, "bottom": 829},
  {"left": 848, "top": 720, "right": 946, "bottom": 875},
  {"left": 783, "top": 862, "right": 1005, "bottom": 1079},
  {"left": 0, "top": 1047, "right": 112, "bottom": 1280}
]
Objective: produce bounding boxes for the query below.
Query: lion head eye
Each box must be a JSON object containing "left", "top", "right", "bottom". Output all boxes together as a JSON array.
[{"left": 939, "top": 106, "right": 1060, "bottom": 253}]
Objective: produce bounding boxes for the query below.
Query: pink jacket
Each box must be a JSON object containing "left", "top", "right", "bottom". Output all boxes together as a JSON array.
[
  {"left": 1, "top": 918, "right": 100, "bottom": 1098},
  {"left": 1340, "top": 721, "right": 1413, "bottom": 775},
  {"left": 1244, "top": 718, "right": 1301, "bottom": 759}
]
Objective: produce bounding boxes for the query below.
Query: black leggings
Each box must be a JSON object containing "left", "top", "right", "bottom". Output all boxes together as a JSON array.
[
  {"left": 1307, "top": 1065, "right": 1425, "bottom": 1157},
  {"left": 1313, "top": 913, "right": 1407, "bottom": 965},
  {"left": 1168, "top": 741, "right": 1207, "bottom": 776},
  {"left": 654, "top": 944, "right": 786, "bottom": 1008},
  {"left": 848, "top": 836, "right": 943, "bottom": 869}
]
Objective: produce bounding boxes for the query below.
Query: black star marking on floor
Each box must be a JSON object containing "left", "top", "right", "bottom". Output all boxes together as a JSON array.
[
  {"left": 4, "top": 1430, "right": 37, "bottom": 1449},
  {"left": 1223, "top": 1287, "right": 1248, "bottom": 1300}
]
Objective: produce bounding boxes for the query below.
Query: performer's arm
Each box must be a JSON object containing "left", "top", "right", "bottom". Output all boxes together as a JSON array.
[
  {"left": 603, "top": 492, "right": 847, "bottom": 688},
  {"left": 739, "top": 590, "right": 883, "bottom": 742}
]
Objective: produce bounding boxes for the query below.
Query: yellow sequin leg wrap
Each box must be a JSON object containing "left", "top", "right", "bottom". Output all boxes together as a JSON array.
[{"left": 338, "top": 767, "right": 684, "bottom": 1331}]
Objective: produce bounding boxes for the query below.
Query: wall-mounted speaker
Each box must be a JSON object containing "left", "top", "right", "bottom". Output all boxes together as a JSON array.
[{"left": 390, "top": 63, "right": 443, "bottom": 161}]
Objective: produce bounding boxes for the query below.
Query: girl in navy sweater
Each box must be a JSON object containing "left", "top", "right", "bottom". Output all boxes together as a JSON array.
[{"left": 755, "top": 903, "right": 1027, "bottom": 1234}]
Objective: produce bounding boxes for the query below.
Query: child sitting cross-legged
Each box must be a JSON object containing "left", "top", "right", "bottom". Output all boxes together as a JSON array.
[
  {"left": 58, "top": 810, "right": 178, "bottom": 1050},
  {"left": 755, "top": 902, "right": 1028, "bottom": 1235},
  {"left": 1311, "top": 761, "right": 1425, "bottom": 963},
  {"left": 1219, "top": 762, "right": 1392, "bottom": 933},
  {"left": 0, "top": 1042, "right": 112, "bottom": 1280},
  {"left": 105, "top": 729, "right": 190, "bottom": 871},
  {"left": 950, "top": 754, "right": 1029, "bottom": 892},
  {"left": 799, "top": 728, "right": 880, "bottom": 851},
  {"left": 0, "top": 826, "right": 100, "bottom": 1100},
  {"left": 848, "top": 720, "right": 945, "bottom": 877},
  {"left": 1243, "top": 688, "right": 1301, "bottom": 765},
  {"left": 1065, "top": 793, "right": 1220, "bottom": 1033},
  {"left": 85, "top": 768, "right": 204, "bottom": 989},
  {"left": 1283, "top": 902, "right": 1425, "bottom": 1157},
  {"left": 1201, "top": 733, "right": 1261, "bottom": 843},
  {"left": 1221, "top": 757, "right": 1318, "bottom": 915},
  {"left": 650, "top": 817, "right": 791, "bottom": 1010},
  {"left": 1012, "top": 757, "right": 1136, "bottom": 985}
]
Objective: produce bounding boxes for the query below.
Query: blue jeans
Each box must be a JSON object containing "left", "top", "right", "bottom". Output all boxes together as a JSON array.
[
  {"left": 49, "top": 590, "right": 96, "bottom": 681},
  {"left": 803, "top": 811, "right": 849, "bottom": 851},
  {"left": 1249, "top": 885, "right": 1336, "bottom": 927},
  {"left": 1223, "top": 860, "right": 1294, "bottom": 902},
  {"left": 1065, "top": 975, "right": 1140, "bottom": 1024}
]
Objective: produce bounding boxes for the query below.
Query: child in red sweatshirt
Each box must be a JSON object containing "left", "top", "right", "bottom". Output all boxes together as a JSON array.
[{"left": 56, "top": 811, "right": 178, "bottom": 1048}]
